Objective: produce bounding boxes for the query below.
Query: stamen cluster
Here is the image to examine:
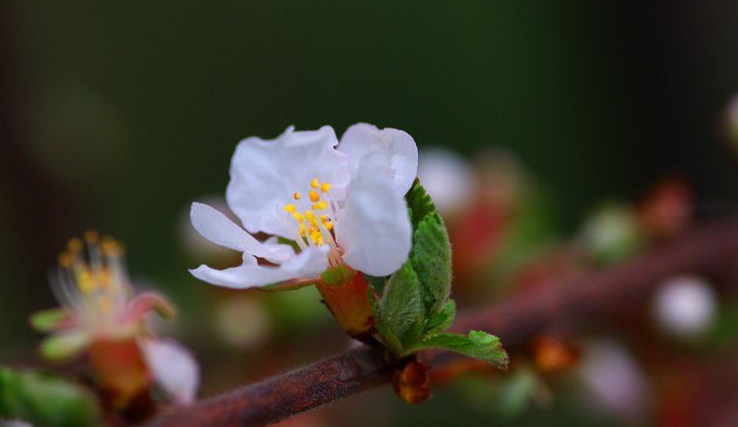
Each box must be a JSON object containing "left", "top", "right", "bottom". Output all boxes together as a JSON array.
[
  {"left": 283, "top": 178, "right": 335, "bottom": 247},
  {"left": 52, "top": 231, "right": 130, "bottom": 328}
]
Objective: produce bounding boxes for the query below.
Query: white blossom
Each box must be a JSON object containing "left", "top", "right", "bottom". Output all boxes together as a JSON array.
[{"left": 190, "top": 124, "right": 417, "bottom": 288}]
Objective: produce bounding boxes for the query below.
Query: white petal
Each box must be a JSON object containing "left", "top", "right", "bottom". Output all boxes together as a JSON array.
[
  {"left": 335, "top": 162, "right": 412, "bottom": 276},
  {"left": 190, "top": 202, "right": 293, "bottom": 263},
  {"left": 339, "top": 123, "right": 418, "bottom": 195},
  {"left": 142, "top": 339, "right": 200, "bottom": 405},
  {"left": 190, "top": 247, "right": 329, "bottom": 289},
  {"left": 226, "top": 126, "right": 351, "bottom": 238}
]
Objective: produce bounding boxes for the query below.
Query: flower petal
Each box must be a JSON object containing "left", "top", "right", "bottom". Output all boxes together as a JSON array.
[
  {"left": 141, "top": 339, "right": 199, "bottom": 405},
  {"left": 123, "top": 292, "right": 176, "bottom": 326},
  {"left": 190, "top": 247, "right": 330, "bottom": 289},
  {"left": 226, "top": 126, "right": 351, "bottom": 238},
  {"left": 190, "top": 202, "right": 293, "bottom": 263},
  {"left": 335, "top": 162, "right": 412, "bottom": 276},
  {"left": 339, "top": 123, "right": 418, "bottom": 195}
]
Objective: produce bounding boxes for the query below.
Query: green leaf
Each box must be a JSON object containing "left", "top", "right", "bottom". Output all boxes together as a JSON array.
[
  {"left": 410, "top": 216, "right": 452, "bottom": 314},
  {"left": 29, "top": 309, "right": 70, "bottom": 333},
  {"left": 378, "top": 264, "right": 426, "bottom": 348},
  {"left": 376, "top": 181, "right": 454, "bottom": 354},
  {"left": 410, "top": 331, "right": 509, "bottom": 369},
  {"left": 0, "top": 367, "right": 101, "bottom": 427},
  {"left": 369, "top": 290, "right": 402, "bottom": 354},
  {"left": 405, "top": 178, "right": 436, "bottom": 229},
  {"left": 422, "top": 300, "right": 456, "bottom": 337}
]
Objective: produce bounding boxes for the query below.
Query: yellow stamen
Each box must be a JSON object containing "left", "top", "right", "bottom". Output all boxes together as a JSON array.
[
  {"left": 293, "top": 192, "right": 301, "bottom": 200},
  {"left": 309, "top": 229, "right": 323, "bottom": 245},
  {"left": 312, "top": 201, "right": 328, "bottom": 211},
  {"left": 309, "top": 190, "right": 320, "bottom": 202},
  {"left": 283, "top": 204, "right": 297, "bottom": 213},
  {"left": 323, "top": 221, "right": 333, "bottom": 231},
  {"left": 298, "top": 223, "right": 306, "bottom": 237},
  {"left": 84, "top": 230, "right": 99, "bottom": 244},
  {"left": 77, "top": 269, "right": 96, "bottom": 294},
  {"left": 101, "top": 237, "right": 123, "bottom": 257},
  {"left": 292, "top": 212, "right": 304, "bottom": 223},
  {"left": 58, "top": 252, "right": 73, "bottom": 268},
  {"left": 320, "top": 182, "right": 332, "bottom": 193},
  {"left": 310, "top": 178, "right": 319, "bottom": 189},
  {"left": 305, "top": 210, "right": 317, "bottom": 225},
  {"left": 67, "top": 238, "right": 83, "bottom": 253}
]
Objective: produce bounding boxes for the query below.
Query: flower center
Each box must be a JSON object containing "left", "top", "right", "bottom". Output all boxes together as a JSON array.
[
  {"left": 283, "top": 178, "right": 336, "bottom": 247},
  {"left": 53, "top": 231, "right": 130, "bottom": 323}
]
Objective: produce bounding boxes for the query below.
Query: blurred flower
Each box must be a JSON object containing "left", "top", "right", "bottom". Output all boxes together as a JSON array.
[
  {"left": 474, "top": 148, "right": 525, "bottom": 209},
  {"left": 30, "top": 233, "right": 198, "bottom": 409},
  {"left": 579, "top": 203, "right": 644, "bottom": 264},
  {"left": 31, "top": 232, "right": 174, "bottom": 361},
  {"left": 213, "top": 295, "right": 271, "bottom": 348},
  {"left": 637, "top": 177, "right": 692, "bottom": 239},
  {"left": 417, "top": 148, "right": 474, "bottom": 217},
  {"left": 578, "top": 340, "right": 652, "bottom": 422},
  {"left": 189, "top": 124, "right": 416, "bottom": 289},
  {"left": 141, "top": 339, "right": 199, "bottom": 404},
  {"left": 653, "top": 276, "right": 717, "bottom": 340},
  {"left": 531, "top": 336, "right": 580, "bottom": 373}
]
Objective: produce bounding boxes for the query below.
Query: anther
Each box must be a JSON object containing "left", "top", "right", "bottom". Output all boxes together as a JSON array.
[
  {"left": 305, "top": 210, "right": 317, "bottom": 225},
  {"left": 84, "top": 230, "right": 100, "bottom": 244},
  {"left": 309, "top": 190, "right": 320, "bottom": 203},
  {"left": 293, "top": 192, "right": 302, "bottom": 200},
  {"left": 312, "top": 201, "right": 328, "bottom": 211},
  {"left": 284, "top": 204, "right": 297, "bottom": 213},
  {"left": 292, "top": 212, "right": 304, "bottom": 223},
  {"left": 320, "top": 183, "right": 332, "bottom": 193},
  {"left": 58, "top": 252, "right": 73, "bottom": 268},
  {"left": 67, "top": 238, "right": 83, "bottom": 253},
  {"left": 310, "top": 178, "right": 319, "bottom": 189}
]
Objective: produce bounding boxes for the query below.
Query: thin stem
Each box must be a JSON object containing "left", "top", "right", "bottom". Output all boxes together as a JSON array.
[{"left": 146, "top": 218, "right": 738, "bottom": 427}]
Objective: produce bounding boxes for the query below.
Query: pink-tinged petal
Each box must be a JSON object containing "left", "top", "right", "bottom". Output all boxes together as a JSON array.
[
  {"left": 29, "top": 308, "right": 77, "bottom": 333},
  {"left": 190, "top": 247, "right": 330, "bottom": 289},
  {"left": 190, "top": 202, "right": 293, "bottom": 263},
  {"left": 124, "top": 292, "right": 176, "bottom": 325},
  {"left": 40, "top": 332, "right": 91, "bottom": 362},
  {"left": 226, "top": 126, "right": 351, "bottom": 238},
  {"left": 141, "top": 339, "right": 199, "bottom": 405},
  {"left": 335, "top": 162, "right": 412, "bottom": 277},
  {"left": 339, "top": 123, "right": 418, "bottom": 195}
]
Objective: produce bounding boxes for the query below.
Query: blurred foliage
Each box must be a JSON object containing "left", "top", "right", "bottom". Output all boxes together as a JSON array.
[{"left": 0, "top": 367, "right": 101, "bottom": 427}]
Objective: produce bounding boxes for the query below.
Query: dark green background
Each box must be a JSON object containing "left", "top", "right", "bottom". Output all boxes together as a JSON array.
[{"left": 2, "top": 1, "right": 738, "bottom": 424}]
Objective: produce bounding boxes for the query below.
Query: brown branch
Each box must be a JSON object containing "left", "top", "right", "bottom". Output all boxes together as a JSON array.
[{"left": 146, "top": 218, "right": 738, "bottom": 427}]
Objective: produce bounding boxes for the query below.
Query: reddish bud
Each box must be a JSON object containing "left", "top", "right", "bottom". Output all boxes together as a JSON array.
[{"left": 391, "top": 359, "right": 432, "bottom": 405}]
